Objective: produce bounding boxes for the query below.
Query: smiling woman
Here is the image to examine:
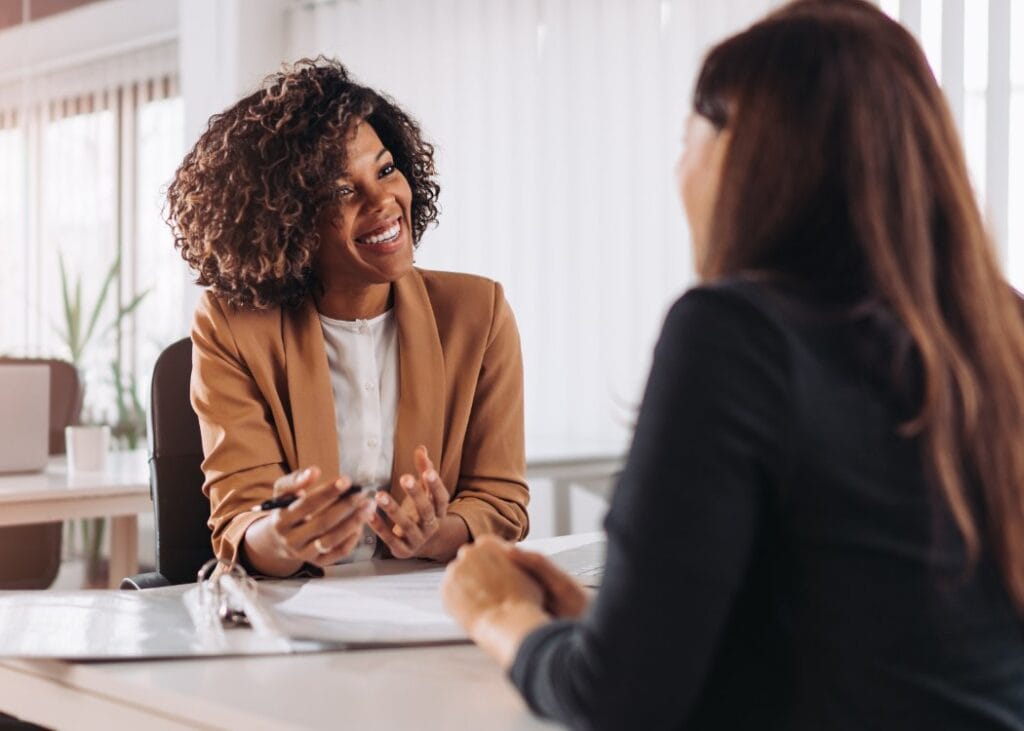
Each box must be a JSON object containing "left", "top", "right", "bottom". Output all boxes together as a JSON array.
[{"left": 166, "top": 59, "right": 529, "bottom": 579}]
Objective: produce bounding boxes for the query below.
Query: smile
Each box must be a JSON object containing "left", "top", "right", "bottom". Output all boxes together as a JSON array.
[{"left": 356, "top": 218, "right": 402, "bottom": 246}]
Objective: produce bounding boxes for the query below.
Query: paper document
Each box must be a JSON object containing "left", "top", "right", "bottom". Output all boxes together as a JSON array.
[
  {"left": 257, "top": 534, "right": 607, "bottom": 645},
  {"left": 258, "top": 560, "right": 464, "bottom": 646}
]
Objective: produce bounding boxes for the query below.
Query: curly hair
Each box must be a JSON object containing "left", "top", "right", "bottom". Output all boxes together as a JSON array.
[{"left": 166, "top": 58, "right": 440, "bottom": 310}]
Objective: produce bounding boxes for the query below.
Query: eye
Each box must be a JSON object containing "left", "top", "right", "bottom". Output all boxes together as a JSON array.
[
  {"left": 335, "top": 185, "right": 355, "bottom": 199},
  {"left": 379, "top": 162, "right": 396, "bottom": 177}
]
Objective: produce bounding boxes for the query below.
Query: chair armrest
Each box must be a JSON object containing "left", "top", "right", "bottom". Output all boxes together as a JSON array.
[{"left": 120, "top": 571, "right": 172, "bottom": 590}]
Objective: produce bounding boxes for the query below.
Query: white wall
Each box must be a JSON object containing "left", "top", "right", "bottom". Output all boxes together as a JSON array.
[
  {"left": 283, "top": 0, "right": 779, "bottom": 454},
  {"left": 0, "top": 0, "right": 177, "bottom": 78}
]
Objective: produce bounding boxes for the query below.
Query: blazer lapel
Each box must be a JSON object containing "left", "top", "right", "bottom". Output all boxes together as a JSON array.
[
  {"left": 391, "top": 269, "right": 445, "bottom": 501},
  {"left": 283, "top": 297, "right": 341, "bottom": 480}
]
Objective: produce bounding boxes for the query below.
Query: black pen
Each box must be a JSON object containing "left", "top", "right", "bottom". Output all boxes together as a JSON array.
[{"left": 250, "top": 483, "right": 378, "bottom": 512}]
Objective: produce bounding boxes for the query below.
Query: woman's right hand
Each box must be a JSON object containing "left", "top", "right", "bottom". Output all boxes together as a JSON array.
[
  {"left": 507, "top": 547, "right": 591, "bottom": 619},
  {"left": 242, "top": 466, "right": 377, "bottom": 576}
]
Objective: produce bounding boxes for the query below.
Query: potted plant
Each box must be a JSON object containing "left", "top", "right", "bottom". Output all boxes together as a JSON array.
[{"left": 55, "top": 251, "right": 150, "bottom": 586}]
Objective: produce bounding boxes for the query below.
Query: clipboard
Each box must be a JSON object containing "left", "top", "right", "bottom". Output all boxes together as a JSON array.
[
  {"left": 0, "top": 533, "right": 607, "bottom": 659},
  {"left": 0, "top": 558, "right": 336, "bottom": 660}
]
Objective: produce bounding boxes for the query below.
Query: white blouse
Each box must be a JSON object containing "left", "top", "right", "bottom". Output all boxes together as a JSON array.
[{"left": 318, "top": 308, "right": 399, "bottom": 562}]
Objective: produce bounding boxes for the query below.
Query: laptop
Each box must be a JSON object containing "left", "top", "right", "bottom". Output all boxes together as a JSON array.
[
  {"left": 0, "top": 363, "right": 50, "bottom": 474},
  {"left": 548, "top": 538, "right": 606, "bottom": 588}
]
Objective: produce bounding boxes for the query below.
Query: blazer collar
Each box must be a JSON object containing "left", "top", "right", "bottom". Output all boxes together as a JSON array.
[
  {"left": 283, "top": 296, "right": 340, "bottom": 480},
  {"left": 283, "top": 269, "right": 445, "bottom": 498},
  {"left": 391, "top": 269, "right": 446, "bottom": 501}
]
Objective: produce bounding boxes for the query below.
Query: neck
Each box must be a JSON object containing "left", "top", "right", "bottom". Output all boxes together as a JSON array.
[{"left": 315, "top": 282, "right": 393, "bottom": 321}]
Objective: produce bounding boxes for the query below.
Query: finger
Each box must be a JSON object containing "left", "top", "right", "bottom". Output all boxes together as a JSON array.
[
  {"left": 273, "top": 466, "right": 321, "bottom": 497},
  {"left": 368, "top": 512, "right": 414, "bottom": 559},
  {"left": 508, "top": 548, "right": 585, "bottom": 604},
  {"left": 307, "top": 501, "right": 377, "bottom": 565},
  {"left": 413, "top": 445, "right": 432, "bottom": 476},
  {"left": 401, "top": 474, "right": 438, "bottom": 533},
  {"left": 289, "top": 491, "right": 371, "bottom": 547},
  {"left": 509, "top": 548, "right": 574, "bottom": 587},
  {"left": 312, "top": 532, "right": 361, "bottom": 567},
  {"left": 376, "top": 490, "right": 425, "bottom": 548},
  {"left": 421, "top": 467, "right": 449, "bottom": 518},
  {"left": 277, "top": 476, "right": 352, "bottom": 531}
]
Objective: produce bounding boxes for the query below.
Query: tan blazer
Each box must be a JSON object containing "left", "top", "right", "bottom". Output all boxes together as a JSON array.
[{"left": 191, "top": 268, "right": 529, "bottom": 563}]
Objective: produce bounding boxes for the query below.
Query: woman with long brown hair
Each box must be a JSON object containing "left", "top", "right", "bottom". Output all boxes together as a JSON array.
[{"left": 442, "top": 1, "right": 1024, "bottom": 728}]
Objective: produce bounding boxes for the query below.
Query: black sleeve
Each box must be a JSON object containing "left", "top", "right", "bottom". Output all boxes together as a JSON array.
[{"left": 509, "top": 288, "right": 794, "bottom": 730}]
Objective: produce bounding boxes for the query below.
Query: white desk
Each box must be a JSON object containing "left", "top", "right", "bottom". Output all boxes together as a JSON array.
[
  {"left": 0, "top": 533, "right": 598, "bottom": 731},
  {"left": 0, "top": 449, "right": 150, "bottom": 588},
  {"left": 526, "top": 437, "right": 626, "bottom": 535}
]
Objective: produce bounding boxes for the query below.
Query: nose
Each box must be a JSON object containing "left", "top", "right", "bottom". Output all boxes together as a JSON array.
[{"left": 365, "top": 180, "right": 395, "bottom": 212}]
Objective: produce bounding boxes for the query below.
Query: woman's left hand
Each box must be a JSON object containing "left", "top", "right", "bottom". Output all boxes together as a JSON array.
[
  {"left": 442, "top": 536, "right": 551, "bottom": 668},
  {"left": 370, "top": 445, "right": 460, "bottom": 559}
]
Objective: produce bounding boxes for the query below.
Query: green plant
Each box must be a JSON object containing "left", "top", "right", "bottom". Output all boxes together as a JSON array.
[
  {"left": 55, "top": 251, "right": 151, "bottom": 586},
  {"left": 110, "top": 360, "right": 146, "bottom": 449},
  {"left": 56, "top": 252, "right": 150, "bottom": 368}
]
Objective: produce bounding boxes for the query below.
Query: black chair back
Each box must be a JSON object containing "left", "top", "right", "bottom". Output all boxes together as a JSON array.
[{"left": 148, "top": 337, "right": 213, "bottom": 585}]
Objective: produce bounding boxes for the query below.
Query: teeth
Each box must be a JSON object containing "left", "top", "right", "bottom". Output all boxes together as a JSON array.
[{"left": 359, "top": 221, "right": 400, "bottom": 245}]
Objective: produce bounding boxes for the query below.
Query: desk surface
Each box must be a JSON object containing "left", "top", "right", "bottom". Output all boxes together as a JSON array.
[
  {"left": 0, "top": 449, "right": 150, "bottom": 588},
  {"left": 0, "top": 448, "right": 149, "bottom": 510},
  {"left": 0, "top": 533, "right": 596, "bottom": 731}
]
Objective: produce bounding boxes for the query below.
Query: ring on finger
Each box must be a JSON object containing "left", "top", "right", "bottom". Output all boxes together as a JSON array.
[{"left": 314, "top": 538, "right": 330, "bottom": 554}]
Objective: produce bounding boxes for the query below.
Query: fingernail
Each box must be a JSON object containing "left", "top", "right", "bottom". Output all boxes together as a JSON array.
[
  {"left": 362, "top": 502, "right": 376, "bottom": 516},
  {"left": 378, "top": 493, "right": 391, "bottom": 506},
  {"left": 426, "top": 470, "right": 438, "bottom": 483},
  {"left": 401, "top": 475, "right": 415, "bottom": 489},
  {"left": 300, "top": 468, "right": 312, "bottom": 481}
]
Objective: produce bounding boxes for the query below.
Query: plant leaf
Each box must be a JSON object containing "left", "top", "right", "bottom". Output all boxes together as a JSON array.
[
  {"left": 102, "top": 286, "right": 152, "bottom": 337},
  {"left": 81, "top": 256, "right": 119, "bottom": 354},
  {"left": 57, "top": 252, "right": 74, "bottom": 358}
]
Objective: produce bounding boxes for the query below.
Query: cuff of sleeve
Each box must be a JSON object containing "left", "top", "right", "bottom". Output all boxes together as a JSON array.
[
  {"left": 446, "top": 502, "right": 489, "bottom": 541},
  {"left": 448, "top": 499, "right": 524, "bottom": 541},
  {"left": 215, "top": 510, "right": 268, "bottom": 566},
  {"left": 507, "top": 618, "right": 577, "bottom": 713}
]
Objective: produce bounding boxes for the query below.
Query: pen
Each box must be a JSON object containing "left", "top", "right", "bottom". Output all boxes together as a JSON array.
[{"left": 250, "top": 483, "right": 379, "bottom": 512}]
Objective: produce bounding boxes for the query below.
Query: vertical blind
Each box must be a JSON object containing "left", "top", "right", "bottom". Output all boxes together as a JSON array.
[
  {"left": 0, "top": 40, "right": 184, "bottom": 428},
  {"left": 880, "top": 0, "right": 1022, "bottom": 283},
  {"left": 284, "top": 0, "right": 782, "bottom": 449}
]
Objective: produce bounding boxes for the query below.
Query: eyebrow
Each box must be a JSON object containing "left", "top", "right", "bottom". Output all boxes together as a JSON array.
[{"left": 338, "top": 148, "right": 391, "bottom": 178}]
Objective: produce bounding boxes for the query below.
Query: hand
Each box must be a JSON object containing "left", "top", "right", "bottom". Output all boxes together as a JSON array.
[
  {"left": 441, "top": 536, "right": 550, "bottom": 668},
  {"left": 369, "top": 445, "right": 453, "bottom": 559},
  {"left": 245, "top": 466, "right": 377, "bottom": 574},
  {"left": 507, "top": 547, "right": 590, "bottom": 619}
]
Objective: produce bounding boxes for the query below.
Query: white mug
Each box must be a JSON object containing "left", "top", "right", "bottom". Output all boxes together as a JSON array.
[{"left": 65, "top": 425, "right": 111, "bottom": 473}]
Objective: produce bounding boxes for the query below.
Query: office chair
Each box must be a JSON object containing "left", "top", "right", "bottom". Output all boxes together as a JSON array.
[
  {"left": 0, "top": 358, "right": 83, "bottom": 590},
  {"left": 121, "top": 337, "right": 214, "bottom": 589}
]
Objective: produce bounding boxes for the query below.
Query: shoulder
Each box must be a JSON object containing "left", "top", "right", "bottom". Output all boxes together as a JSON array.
[
  {"left": 653, "top": 280, "right": 800, "bottom": 399},
  {"left": 414, "top": 268, "right": 514, "bottom": 340},
  {"left": 192, "top": 290, "right": 288, "bottom": 359},
  {"left": 416, "top": 268, "right": 506, "bottom": 306},
  {"left": 194, "top": 290, "right": 285, "bottom": 330},
  {"left": 665, "top": 280, "right": 791, "bottom": 346}
]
